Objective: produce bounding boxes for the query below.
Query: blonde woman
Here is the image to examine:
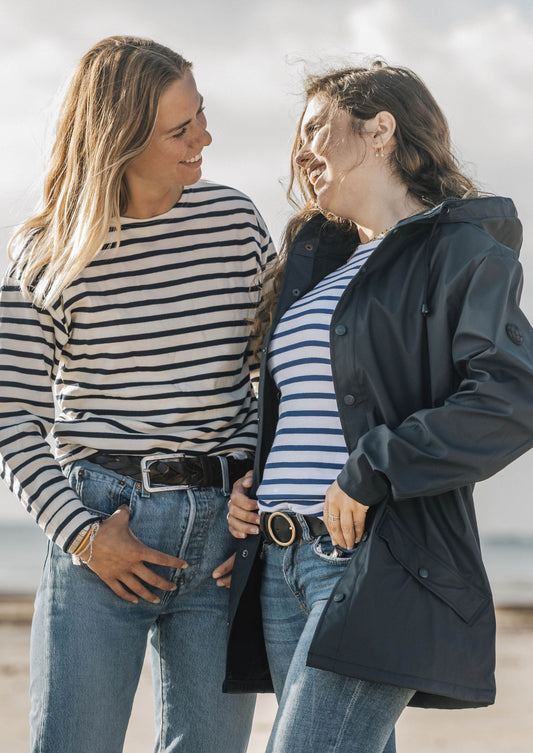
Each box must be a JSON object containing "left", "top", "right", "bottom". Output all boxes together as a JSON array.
[{"left": 0, "top": 36, "right": 274, "bottom": 753}]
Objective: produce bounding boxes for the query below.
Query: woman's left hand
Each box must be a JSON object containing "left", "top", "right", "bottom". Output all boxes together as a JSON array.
[{"left": 324, "top": 480, "right": 369, "bottom": 549}]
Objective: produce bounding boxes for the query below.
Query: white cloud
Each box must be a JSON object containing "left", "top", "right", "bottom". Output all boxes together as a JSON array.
[{"left": 346, "top": 1, "right": 533, "bottom": 276}]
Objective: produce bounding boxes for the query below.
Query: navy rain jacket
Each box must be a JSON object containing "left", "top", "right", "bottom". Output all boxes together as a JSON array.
[{"left": 225, "top": 196, "right": 533, "bottom": 708}]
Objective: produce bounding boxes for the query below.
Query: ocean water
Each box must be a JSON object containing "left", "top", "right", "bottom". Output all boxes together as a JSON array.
[{"left": 0, "top": 523, "right": 531, "bottom": 606}]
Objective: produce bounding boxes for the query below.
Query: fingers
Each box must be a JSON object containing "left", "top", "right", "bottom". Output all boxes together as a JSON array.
[
  {"left": 324, "top": 480, "right": 369, "bottom": 549},
  {"left": 229, "top": 493, "right": 259, "bottom": 512},
  {"left": 215, "top": 573, "right": 232, "bottom": 588},
  {"left": 227, "top": 515, "right": 259, "bottom": 539},
  {"left": 106, "top": 580, "right": 140, "bottom": 604},
  {"left": 227, "top": 474, "right": 259, "bottom": 539},
  {"left": 96, "top": 561, "right": 180, "bottom": 604},
  {"left": 134, "top": 562, "right": 182, "bottom": 592},
  {"left": 353, "top": 507, "right": 368, "bottom": 544},
  {"left": 86, "top": 511, "right": 188, "bottom": 603},
  {"left": 326, "top": 505, "right": 367, "bottom": 548},
  {"left": 120, "top": 573, "right": 165, "bottom": 604},
  {"left": 138, "top": 542, "right": 188, "bottom": 571},
  {"left": 227, "top": 500, "right": 260, "bottom": 538},
  {"left": 212, "top": 554, "right": 235, "bottom": 589},
  {"left": 212, "top": 553, "right": 235, "bottom": 580},
  {"left": 339, "top": 507, "right": 356, "bottom": 549},
  {"left": 324, "top": 512, "right": 342, "bottom": 547},
  {"left": 231, "top": 470, "right": 253, "bottom": 496}
]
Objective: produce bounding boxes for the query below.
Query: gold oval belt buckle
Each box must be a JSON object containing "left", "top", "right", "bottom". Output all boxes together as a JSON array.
[{"left": 267, "top": 511, "right": 297, "bottom": 546}]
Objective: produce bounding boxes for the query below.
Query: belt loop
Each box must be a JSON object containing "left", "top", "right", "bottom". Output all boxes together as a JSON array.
[
  {"left": 218, "top": 455, "right": 230, "bottom": 495},
  {"left": 297, "top": 514, "right": 313, "bottom": 542}
]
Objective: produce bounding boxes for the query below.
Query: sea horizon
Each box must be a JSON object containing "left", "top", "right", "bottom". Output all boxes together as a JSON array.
[{"left": 1, "top": 521, "right": 532, "bottom": 607}]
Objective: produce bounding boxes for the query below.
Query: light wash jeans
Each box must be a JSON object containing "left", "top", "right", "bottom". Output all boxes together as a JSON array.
[
  {"left": 260, "top": 521, "right": 414, "bottom": 753},
  {"left": 30, "top": 458, "right": 255, "bottom": 753}
]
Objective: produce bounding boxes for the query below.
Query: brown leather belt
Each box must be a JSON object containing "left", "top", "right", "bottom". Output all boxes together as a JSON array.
[
  {"left": 89, "top": 451, "right": 253, "bottom": 492},
  {"left": 260, "top": 510, "right": 328, "bottom": 546}
]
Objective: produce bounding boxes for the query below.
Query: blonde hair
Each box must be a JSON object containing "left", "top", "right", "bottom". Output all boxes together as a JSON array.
[{"left": 8, "top": 36, "right": 191, "bottom": 307}]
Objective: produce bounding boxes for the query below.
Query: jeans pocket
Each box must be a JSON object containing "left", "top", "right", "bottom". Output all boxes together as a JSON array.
[
  {"left": 67, "top": 463, "right": 127, "bottom": 519},
  {"left": 311, "top": 535, "right": 358, "bottom": 565}
]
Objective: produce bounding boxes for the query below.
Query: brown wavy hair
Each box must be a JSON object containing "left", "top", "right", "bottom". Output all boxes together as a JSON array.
[
  {"left": 253, "top": 60, "right": 478, "bottom": 347},
  {"left": 9, "top": 36, "right": 192, "bottom": 307}
]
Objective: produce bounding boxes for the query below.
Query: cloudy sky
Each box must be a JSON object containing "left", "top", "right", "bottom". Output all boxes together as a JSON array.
[{"left": 1, "top": 0, "right": 532, "bottom": 533}]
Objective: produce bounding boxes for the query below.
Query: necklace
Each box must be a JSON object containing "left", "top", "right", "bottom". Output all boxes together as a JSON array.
[
  {"left": 366, "top": 225, "right": 395, "bottom": 243},
  {"left": 365, "top": 207, "right": 425, "bottom": 244}
]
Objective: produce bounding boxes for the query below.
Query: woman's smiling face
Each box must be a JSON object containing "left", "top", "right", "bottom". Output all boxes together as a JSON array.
[
  {"left": 295, "top": 96, "right": 377, "bottom": 220},
  {"left": 125, "top": 70, "right": 212, "bottom": 198}
]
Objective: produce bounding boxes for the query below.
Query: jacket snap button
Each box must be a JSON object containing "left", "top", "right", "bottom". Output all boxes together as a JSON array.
[
  {"left": 418, "top": 567, "right": 429, "bottom": 579},
  {"left": 334, "top": 324, "right": 347, "bottom": 336},
  {"left": 333, "top": 593, "right": 345, "bottom": 602},
  {"left": 506, "top": 323, "right": 523, "bottom": 345},
  {"left": 292, "top": 288, "right": 300, "bottom": 297},
  {"left": 242, "top": 549, "right": 249, "bottom": 558},
  {"left": 343, "top": 394, "right": 356, "bottom": 406}
]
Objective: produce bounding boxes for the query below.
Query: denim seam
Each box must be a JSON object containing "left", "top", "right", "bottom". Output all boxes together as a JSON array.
[
  {"left": 294, "top": 541, "right": 309, "bottom": 612},
  {"left": 332, "top": 680, "right": 363, "bottom": 753},
  {"left": 155, "top": 624, "right": 165, "bottom": 753},
  {"left": 181, "top": 489, "right": 197, "bottom": 559},
  {"left": 35, "top": 548, "right": 53, "bottom": 753}
]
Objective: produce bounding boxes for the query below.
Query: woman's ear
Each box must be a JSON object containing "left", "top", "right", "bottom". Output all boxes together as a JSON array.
[{"left": 366, "top": 111, "right": 397, "bottom": 154}]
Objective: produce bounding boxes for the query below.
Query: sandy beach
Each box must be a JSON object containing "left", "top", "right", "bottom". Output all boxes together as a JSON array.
[{"left": 1, "top": 596, "right": 532, "bottom": 752}]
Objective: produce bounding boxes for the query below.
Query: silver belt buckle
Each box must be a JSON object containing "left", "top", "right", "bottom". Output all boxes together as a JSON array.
[{"left": 140, "top": 453, "right": 190, "bottom": 493}]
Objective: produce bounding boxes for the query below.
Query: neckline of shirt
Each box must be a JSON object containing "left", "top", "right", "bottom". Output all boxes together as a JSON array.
[{"left": 119, "top": 186, "right": 193, "bottom": 223}]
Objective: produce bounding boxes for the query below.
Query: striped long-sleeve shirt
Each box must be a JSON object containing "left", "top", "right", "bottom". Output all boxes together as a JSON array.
[
  {"left": 0, "top": 181, "right": 276, "bottom": 550},
  {"left": 257, "top": 240, "right": 378, "bottom": 515}
]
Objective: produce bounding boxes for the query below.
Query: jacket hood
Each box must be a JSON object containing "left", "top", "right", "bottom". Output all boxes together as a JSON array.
[{"left": 405, "top": 196, "right": 522, "bottom": 257}]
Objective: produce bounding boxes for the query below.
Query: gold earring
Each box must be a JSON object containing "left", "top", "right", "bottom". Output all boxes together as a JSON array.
[{"left": 375, "top": 144, "right": 384, "bottom": 158}]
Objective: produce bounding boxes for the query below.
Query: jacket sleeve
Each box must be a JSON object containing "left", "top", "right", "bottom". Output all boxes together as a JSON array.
[
  {"left": 337, "top": 248, "right": 533, "bottom": 505},
  {"left": 0, "top": 279, "right": 101, "bottom": 550}
]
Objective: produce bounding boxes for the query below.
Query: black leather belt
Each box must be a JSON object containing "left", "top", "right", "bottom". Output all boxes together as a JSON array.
[
  {"left": 260, "top": 511, "right": 328, "bottom": 546},
  {"left": 89, "top": 452, "right": 253, "bottom": 492}
]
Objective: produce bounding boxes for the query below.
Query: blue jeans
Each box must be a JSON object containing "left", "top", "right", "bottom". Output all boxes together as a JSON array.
[
  {"left": 260, "top": 522, "right": 414, "bottom": 753},
  {"left": 30, "top": 458, "right": 255, "bottom": 753}
]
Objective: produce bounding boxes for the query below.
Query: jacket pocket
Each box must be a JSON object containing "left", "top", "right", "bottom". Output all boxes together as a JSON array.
[{"left": 377, "top": 508, "right": 489, "bottom": 625}]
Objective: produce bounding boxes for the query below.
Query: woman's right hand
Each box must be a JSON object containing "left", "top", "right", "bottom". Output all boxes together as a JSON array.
[
  {"left": 227, "top": 470, "right": 260, "bottom": 539},
  {"left": 82, "top": 505, "right": 188, "bottom": 604}
]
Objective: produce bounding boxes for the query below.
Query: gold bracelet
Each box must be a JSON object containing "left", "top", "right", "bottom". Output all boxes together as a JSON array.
[
  {"left": 72, "top": 527, "right": 92, "bottom": 555},
  {"left": 77, "top": 522, "right": 101, "bottom": 566}
]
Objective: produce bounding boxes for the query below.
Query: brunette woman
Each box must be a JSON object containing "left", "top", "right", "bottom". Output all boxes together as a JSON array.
[{"left": 226, "top": 62, "right": 533, "bottom": 753}]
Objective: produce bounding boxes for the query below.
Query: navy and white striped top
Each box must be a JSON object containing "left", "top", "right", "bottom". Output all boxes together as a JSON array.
[
  {"left": 257, "top": 240, "right": 379, "bottom": 515},
  {"left": 0, "top": 181, "right": 276, "bottom": 549}
]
